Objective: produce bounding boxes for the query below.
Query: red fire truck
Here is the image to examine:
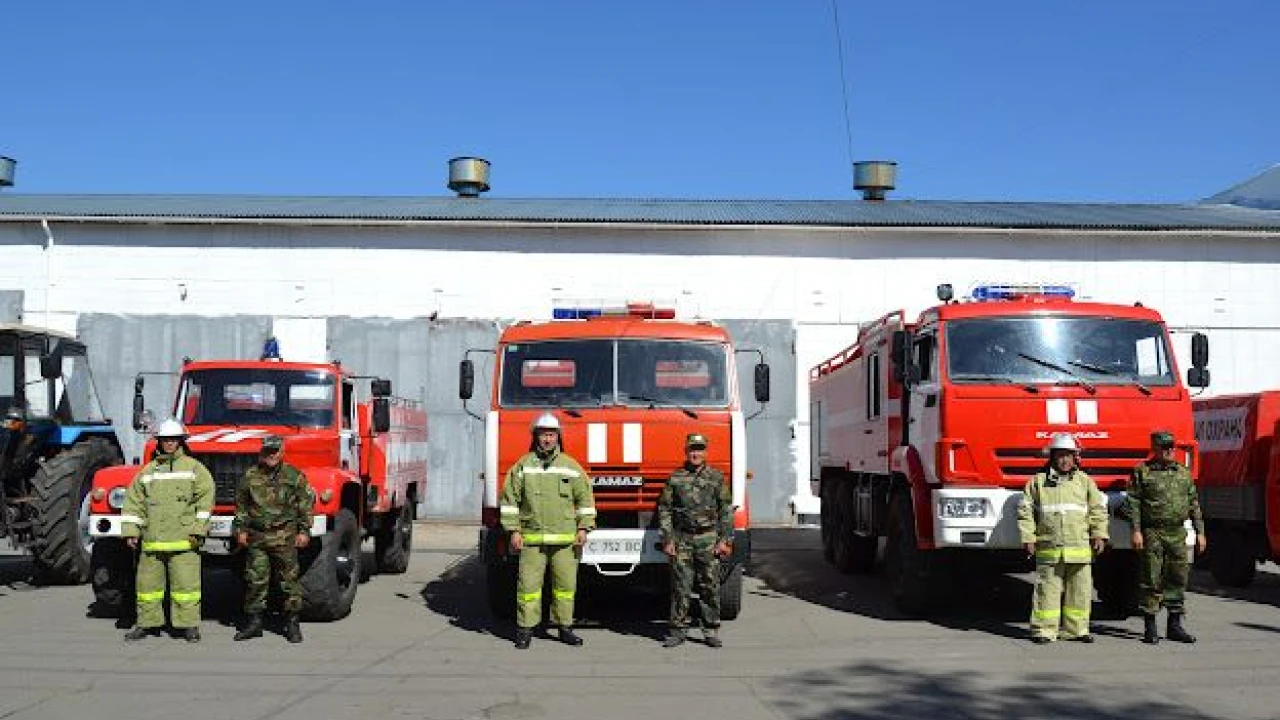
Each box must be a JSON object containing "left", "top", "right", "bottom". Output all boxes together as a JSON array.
[
  {"left": 810, "top": 283, "right": 1208, "bottom": 614},
  {"left": 86, "top": 355, "right": 427, "bottom": 621},
  {"left": 1193, "top": 391, "right": 1280, "bottom": 587},
  {"left": 460, "top": 303, "right": 769, "bottom": 620}
]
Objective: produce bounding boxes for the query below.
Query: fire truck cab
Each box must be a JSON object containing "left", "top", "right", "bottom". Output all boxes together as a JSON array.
[{"left": 461, "top": 303, "right": 768, "bottom": 621}]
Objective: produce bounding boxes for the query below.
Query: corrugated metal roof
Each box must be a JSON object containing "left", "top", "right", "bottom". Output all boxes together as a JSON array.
[{"left": 1, "top": 194, "right": 1279, "bottom": 231}]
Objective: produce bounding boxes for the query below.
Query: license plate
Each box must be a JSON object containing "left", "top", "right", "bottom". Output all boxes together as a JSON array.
[
  {"left": 207, "top": 516, "right": 234, "bottom": 536},
  {"left": 586, "top": 538, "right": 646, "bottom": 556},
  {"left": 580, "top": 531, "right": 665, "bottom": 564}
]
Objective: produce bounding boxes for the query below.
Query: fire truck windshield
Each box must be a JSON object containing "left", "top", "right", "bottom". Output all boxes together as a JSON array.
[
  {"left": 175, "top": 368, "right": 337, "bottom": 428},
  {"left": 499, "top": 339, "right": 730, "bottom": 408},
  {"left": 945, "top": 317, "right": 1175, "bottom": 387}
]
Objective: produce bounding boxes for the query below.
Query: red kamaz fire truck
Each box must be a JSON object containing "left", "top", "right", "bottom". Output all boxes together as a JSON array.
[
  {"left": 1193, "top": 390, "right": 1280, "bottom": 587},
  {"left": 460, "top": 303, "right": 769, "bottom": 620},
  {"left": 86, "top": 353, "right": 427, "bottom": 621},
  {"left": 810, "top": 283, "right": 1208, "bottom": 614}
]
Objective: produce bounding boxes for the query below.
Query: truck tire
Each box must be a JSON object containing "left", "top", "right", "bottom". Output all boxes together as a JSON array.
[
  {"left": 1210, "top": 530, "right": 1257, "bottom": 588},
  {"left": 1094, "top": 550, "right": 1140, "bottom": 618},
  {"left": 374, "top": 504, "right": 413, "bottom": 575},
  {"left": 820, "top": 478, "right": 836, "bottom": 564},
  {"left": 486, "top": 560, "right": 517, "bottom": 620},
  {"left": 301, "top": 508, "right": 361, "bottom": 621},
  {"left": 89, "top": 538, "right": 136, "bottom": 619},
  {"left": 833, "top": 482, "right": 856, "bottom": 573},
  {"left": 719, "top": 562, "right": 744, "bottom": 620},
  {"left": 885, "top": 492, "right": 934, "bottom": 615},
  {"left": 32, "top": 437, "right": 123, "bottom": 585}
]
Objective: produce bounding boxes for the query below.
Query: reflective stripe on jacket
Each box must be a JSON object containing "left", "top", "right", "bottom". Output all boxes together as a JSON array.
[
  {"left": 121, "top": 449, "right": 215, "bottom": 551},
  {"left": 1017, "top": 468, "right": 1109, "bottom": 564}
]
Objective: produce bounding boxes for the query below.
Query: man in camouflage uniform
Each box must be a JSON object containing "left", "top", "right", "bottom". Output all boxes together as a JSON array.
[
  {"left": 500, "top": 412, "right": 596, "bottom": 650},
  {"left": 658, "top": 433, "right": 733, "bottom": 648},
  {"left": 1127, "top": 430, "right": 1207, "bottom": 645},
  {"left": 233, "top": 435, "right": 314, "bottom": 643},
  {"left": 121, "top": 419, "right": 215, "bottom": 643},
  {"left": 1016, "top": 433, "right": 1109, "bottom": 644}
]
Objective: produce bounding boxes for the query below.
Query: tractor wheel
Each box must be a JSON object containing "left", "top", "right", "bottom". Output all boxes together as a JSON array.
[
  {"left": 32, "top": 437, "right": 123, "bottom": 585},
  {"left": 300, "top": 509, "right": 361, "bottom": 621}
]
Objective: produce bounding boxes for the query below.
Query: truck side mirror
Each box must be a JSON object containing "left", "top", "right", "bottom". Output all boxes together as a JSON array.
[
  {"left": 1187, "top": 367, "right": 1210, "bottom": 389},
  {"left": 459, "top": 359, "right": 475, "bottom": 400},
  {"left": 371, "top": 378, "right": 392, "bottom": 398},
  {"left": 754, "top": 363, "right": 770, "bottom": 403},
  {"left": 132, "top": 392, "right": 146, "bottom": 431},
  {"left": 1191, "top": 332, "right": 1209, "bottom": 369},
  {"left": 371, "top": 397, "right": 391, "bottom": 433},
  {"left": 891, "top": 330, "right": 908, "bottom": 383}
]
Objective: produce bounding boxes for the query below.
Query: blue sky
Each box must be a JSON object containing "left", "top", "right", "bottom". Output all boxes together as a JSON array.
[{"left": 3, "top": 1, "right": 1275, "bottom": 202}]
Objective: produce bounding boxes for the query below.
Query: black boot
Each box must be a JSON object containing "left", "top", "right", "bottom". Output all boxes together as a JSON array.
[
  {"left": 182, "top": 627, "right": 201, "bottom": 643},
  {"left": 514, "top": 628, "right": 533, "bottom": 650},
  {"left": 1167, "top": 612, "right": 1197, "bottom": 643},
  {"left": 123, "top": 626, "right": 159, "bottom": 642},
  {"left": 1142, "top": 613, "right": 1160, "bottom": 645},
  {"left": 558, "top": 626, "right": 584, "bottom": 647},
  {"left": 662, "top": 629, "right": 687, "bottom": 648},
  {"left": 234, "top": 615, "right": 264, "bottom": 641},
  {"left": 285, "top": 616, "right": 303, "bottom": 644},
  {"left": 703, "top": 628, "right": 723, "bottom": 648}
]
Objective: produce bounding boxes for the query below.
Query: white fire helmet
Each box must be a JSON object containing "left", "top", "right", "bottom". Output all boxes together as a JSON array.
[
  {"left": 1046, "top": 432, "right": 1080, "bottom": 454},
  {"left": 154, "top": 418, "right": 187, "bottom": 439},
  {"left": 531, "top": 412, "right": 561, "bottom": 434}
]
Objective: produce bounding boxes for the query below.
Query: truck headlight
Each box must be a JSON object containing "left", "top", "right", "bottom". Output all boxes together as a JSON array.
[
  {"left": 108, "top": 487, "right": 128, "bottom": 509},
  {"left": 939, "top": 497, "right": 990, "bottom": 519}
]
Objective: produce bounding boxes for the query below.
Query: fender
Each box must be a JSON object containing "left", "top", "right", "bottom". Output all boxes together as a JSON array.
[
  {"left": 88, "top": 464, "right": 141, "bottom": 514},
  {"left": 304, "top": 466, "right": 362, "bottom": 520},
  {"left": 57, "top": 426, "right": 118, "bottom": 448},
  {"left": 889, "top": 444, "right": 936, "bottom": 549}
]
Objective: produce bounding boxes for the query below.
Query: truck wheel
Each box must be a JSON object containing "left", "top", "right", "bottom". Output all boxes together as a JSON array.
[
  {"left": 1210, "top": 530, "right": 1257, "bottom": 588},
  {"left": 1094, "top": 550, "right": 1140, "bottom": 618},
  {"left": 820, "top": 479, "right": 836, "bottom": 564},
  {"left": 374, "top": 504, "right": 413, "bottom": 575},
  {"left": 833, "top": 482, "right": 856, "bottom": 573},
  {"left": 885, "top": 492, "right": 934, "bottom": 615},
  {"left": 89, "top": 538, "right": 136, "bottom": 619},
  {"left": 849, "top": 533, "right": 877, "bottom": 574},
  {"left": 719, "top": 563, "right": 744, "bottom": 621},
  {"left": 32, "top": 437, "right": 123, "bottom": 585},
  {"left": 301, "top": 508, "right": 361, "bottom": 621},
  {"left": 486, "top": 560, "right": 517, "bottom": 620}
]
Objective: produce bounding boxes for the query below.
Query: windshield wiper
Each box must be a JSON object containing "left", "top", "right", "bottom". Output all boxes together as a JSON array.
[
  {"left": 1068, "top": 360, "right": 1152, "bottom": 395},
  {"left": 1017, "top": 352, "right": 1096, "bottom": 394},
  {"left": 625, "top": 394, "right": 698, "bottom": 419},
  {"left": 950, "top": 375, "right": 1039, "bottom": 393}
]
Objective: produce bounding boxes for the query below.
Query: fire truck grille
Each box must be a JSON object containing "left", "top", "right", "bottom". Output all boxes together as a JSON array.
[
  {"left": 995, "top": 448, "right": 1148, "bottom": 483},
  {"left": 189, "top": 452, "right": 258, "bottom": 505},
  {"left": 590, "top": 477, "right": 665, "bottom": 508}
]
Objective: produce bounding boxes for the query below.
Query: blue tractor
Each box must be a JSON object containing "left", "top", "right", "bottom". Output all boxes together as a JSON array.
[{"left": 0, "top": 325, "right": 123, "bottom": 584}]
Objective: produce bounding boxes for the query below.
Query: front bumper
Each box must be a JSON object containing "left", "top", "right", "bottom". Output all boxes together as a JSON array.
[
  {"left": 90, "top": 513, "right": 330, "bottom": 555},
  {"left": 479, "top": 526, "right": 752, "bottom": 576}
]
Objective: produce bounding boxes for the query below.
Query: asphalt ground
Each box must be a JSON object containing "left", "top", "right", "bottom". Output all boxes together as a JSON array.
[{"left": 1, "top": 525, "right": 1279, "bottom": 720}]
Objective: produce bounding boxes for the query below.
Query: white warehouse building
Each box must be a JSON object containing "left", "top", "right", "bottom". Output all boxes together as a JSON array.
[{"left": 2, "top": 165, "right": 1279, "bottom": 521}]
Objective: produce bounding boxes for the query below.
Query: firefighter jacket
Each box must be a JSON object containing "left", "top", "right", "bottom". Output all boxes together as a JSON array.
[
  {"left": 1125, "top": 459, "right": 1204, "bottom": 534},
  {"left": 499, "top": 449, "right": 596, "bottom": 545},
  {"left": 657, "top": 463, "right": 733, "bottom": 545},
  {"left": 121, "top": 448, "right": 215, "bottom": 552},
  {"left": 1017, "top": 468, "right": 1109, "bottom": 564},
  {"left": 232, "top": 462, "right": 314, "bottom": 536}
]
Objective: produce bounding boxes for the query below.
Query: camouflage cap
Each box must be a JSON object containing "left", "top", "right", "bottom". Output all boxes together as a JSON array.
[
  {"left": 1150, "top": 430, "right": 1175, "bottom": 448},
  {"left": 260, "top": 435, "right": 285, "bottom": 454},
  {"left": 685, "top": 433, "right": 709, "bottom": 450}
]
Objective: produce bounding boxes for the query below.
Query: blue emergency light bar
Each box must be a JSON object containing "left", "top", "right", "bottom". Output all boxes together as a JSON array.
[
  {"left": 552, "top": 307, "right": 603, "bottom": 320},
  {"left": 552, "top": 303, "right": 676, "bottom": 320},
  {"left": 970, "top": 283, "right": 1075, "bottom": 302}
]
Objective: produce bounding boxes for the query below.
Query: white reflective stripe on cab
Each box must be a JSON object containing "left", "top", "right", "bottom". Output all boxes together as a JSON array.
[
  {"left": 119, "top": 514, "right": 144, "bottom": 525},
  {"left": 577, "top": 507, "right": 597, "bottom": 516},
  {"left": 1041, "top": 503, "right": 1088, "bottom": 513}
]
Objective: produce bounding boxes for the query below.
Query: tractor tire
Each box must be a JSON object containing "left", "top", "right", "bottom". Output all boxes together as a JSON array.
[
  {"left": 486, "top": 560, "right": 517, "bottom": 621},
  {"left": 300, "top": 508, "right": 361, "bottom": 621},
  {"left": 32, "top": 437, "right": 123, "bottom": 585},
  {"left": 719, "top": 562, "right": 744, "bottom": 621},
  {"left": 90, "top": 538, "right": 136, "bottom": 620},
  {"left": 374, "top": 504, "right": 413, "bottom": 575},
  {"left": 1210, "top": 530, "right": 1257, "bottom": 588},
  {"left": 885, "top": 492, "right": 935, "bottom": 616}
]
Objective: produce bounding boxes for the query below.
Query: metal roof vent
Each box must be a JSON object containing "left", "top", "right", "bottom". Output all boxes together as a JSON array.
[
  {"left": 0, "top": 157, "right": 16, "bottom": 188},
  {"left": 853, "top": 160, "right": 896, "bottom": 201},
  {"left": 448, "top": 157, "right": 491, "bottom": 198}
]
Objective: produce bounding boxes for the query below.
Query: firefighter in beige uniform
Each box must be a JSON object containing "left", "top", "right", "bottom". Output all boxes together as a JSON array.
[
  {"left": 120, "top": 419, "right": 215, "bottom": 642},
  {"left": 499, "top": 412, "right": 596, "bottom": 649},
  {"left": 1017, "top": 432, "right": 1109, "bottom": 643}
]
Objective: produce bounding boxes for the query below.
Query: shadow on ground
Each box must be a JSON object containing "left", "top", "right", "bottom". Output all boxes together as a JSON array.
[
  {"left": 1190, "top": 567, "right": 1280, "bottom": 610},
  {"left": 765, "top": 658, "right": 1218, "bottom": 720}
]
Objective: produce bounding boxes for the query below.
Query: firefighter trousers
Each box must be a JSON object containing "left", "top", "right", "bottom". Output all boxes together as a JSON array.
[
  {"left": 1030, "top": 560, "right": 1092, "bottom": 640},
  {"left": 136, "top": 550, "right": 202, "bottom": 629},
  {"left": 516, "top": 543, "right": 578, "bottom": 629}
]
